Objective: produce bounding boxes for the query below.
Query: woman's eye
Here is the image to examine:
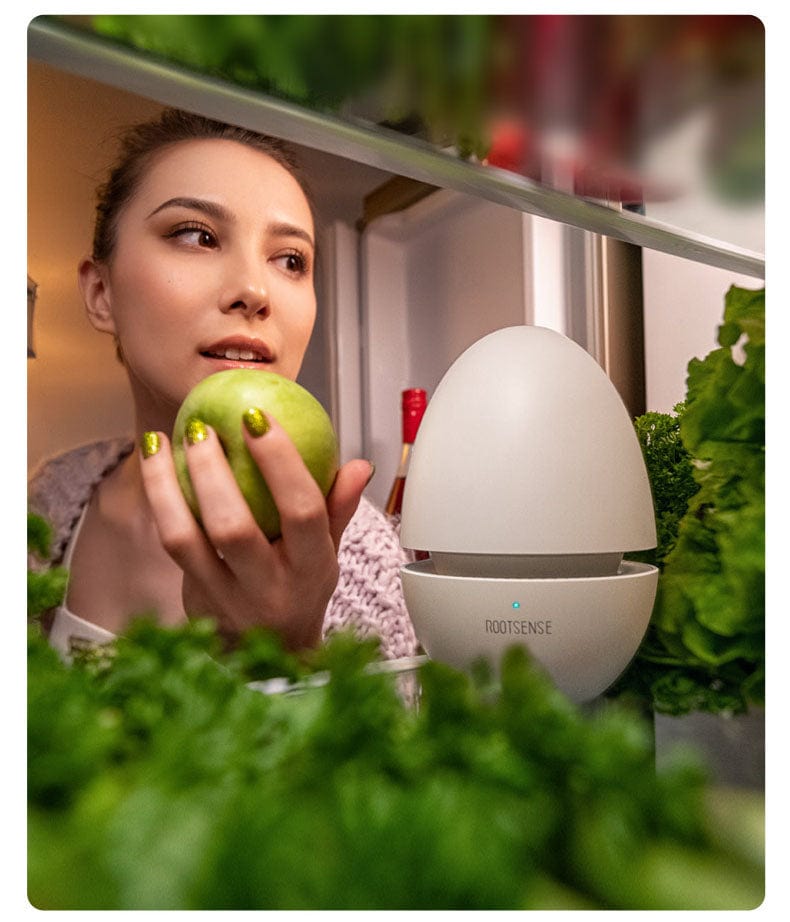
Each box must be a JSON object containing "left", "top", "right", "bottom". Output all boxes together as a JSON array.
[
  {"left": 274, "top": 251, "right": 309, "bottom": 276},
  {"left": 166, "top": 224, "right": 217, "bottom": 248}
]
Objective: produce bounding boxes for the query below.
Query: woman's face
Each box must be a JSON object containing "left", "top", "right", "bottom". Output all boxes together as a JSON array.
[{"left": 85, "top": 138, "right": 317, "bottom": 428}]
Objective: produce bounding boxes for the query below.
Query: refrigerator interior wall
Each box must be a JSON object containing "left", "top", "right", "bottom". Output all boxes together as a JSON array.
[
  {"left": 639, "top": 107, "right": 765, "bottom": 414},
  {"left": 320, "top": 221, "right": 365, "bottom": 463},
  {"left": 642, "top": 251, "right": 765, "bottom": 415}
]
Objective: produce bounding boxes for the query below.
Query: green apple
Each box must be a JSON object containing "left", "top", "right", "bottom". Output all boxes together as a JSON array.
[{"left": 172, "top": 369, "right": 339, "bottom": 540}]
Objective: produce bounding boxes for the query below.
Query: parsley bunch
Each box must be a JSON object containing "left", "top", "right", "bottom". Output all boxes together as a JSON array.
[
  {"left": 27, "top": 514, "right": 68, "bottom": 618},
  {"left": 628, "top": 405, "right": 698, "bottom": 570},
  {"left": 28, "top": 618, "right": 763, "bottom": 910}
]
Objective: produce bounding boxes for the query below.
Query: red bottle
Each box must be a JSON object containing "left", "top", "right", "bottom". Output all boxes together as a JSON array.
[{"left": 385, "top": 388, "right": 428, "bottom": 517}]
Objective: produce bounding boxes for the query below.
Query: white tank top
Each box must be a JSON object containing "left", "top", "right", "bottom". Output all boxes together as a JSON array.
[{"left": 48, "top": 504, "right": 116, "bottom": 658}]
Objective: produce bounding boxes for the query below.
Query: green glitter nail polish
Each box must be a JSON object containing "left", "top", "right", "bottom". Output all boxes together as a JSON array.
[
  {"left": 242, "top": 407, "right": 270, "bottom": 438},
  {"left": 185, "top": 417, "right": 209, "bottom": 445},
  {"left": 140, "top": 431, "right": 161, "bottom": 459}
]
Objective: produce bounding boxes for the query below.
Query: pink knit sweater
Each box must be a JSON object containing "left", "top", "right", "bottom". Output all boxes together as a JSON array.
[{"left": 28, "top": 437, "right": 419, "bottom": 660}]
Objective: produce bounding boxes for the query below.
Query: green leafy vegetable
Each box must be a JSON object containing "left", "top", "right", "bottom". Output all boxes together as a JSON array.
[
  {"left": 627, "top": 405, "right": 698, "bottom": 569},
  {"left": 615, "top": 285, "right": 765, "bottom": 715},
  {"left": 27, "top": 618, "right": 763, "bottom": 910},
  {"left": 27, "top": 513, "right": 68, "bottom": 618}
]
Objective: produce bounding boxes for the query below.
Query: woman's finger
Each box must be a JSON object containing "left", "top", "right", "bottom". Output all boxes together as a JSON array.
[
  {"left": 241, "top": 411, "right": 332, "bottom": 563},
  {"left": 138, "top": 431, "right": 225, "bottom": 582},
  {"left": 326, "top": 459, "right": 374, "bottom": 551},
  {"left": 181, "top": 421, "right": 274, "bottom": 576}
]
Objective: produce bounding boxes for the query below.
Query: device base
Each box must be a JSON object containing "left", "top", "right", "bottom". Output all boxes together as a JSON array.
[{"left": 401, "top": 558, "right": 658, "bottom": 703}]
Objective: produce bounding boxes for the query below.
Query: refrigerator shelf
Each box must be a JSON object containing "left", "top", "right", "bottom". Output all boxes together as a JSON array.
[{"left": 28, "top": 16, "right": 763, "bottom": 280}]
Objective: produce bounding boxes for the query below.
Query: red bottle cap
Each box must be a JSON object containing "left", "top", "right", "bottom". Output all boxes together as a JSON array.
[{"left": 402, "top": 388, "right": 427, "bottom": 443}]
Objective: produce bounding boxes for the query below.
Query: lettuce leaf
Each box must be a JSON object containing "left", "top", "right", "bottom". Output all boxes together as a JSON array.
[{"left": 614, "top": 285, "right": 765, "bottom": 715}]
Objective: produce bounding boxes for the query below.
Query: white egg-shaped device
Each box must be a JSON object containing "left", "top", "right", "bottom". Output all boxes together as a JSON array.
[{"left": 399, "top": 325, "right": 658, "bottom": 702}]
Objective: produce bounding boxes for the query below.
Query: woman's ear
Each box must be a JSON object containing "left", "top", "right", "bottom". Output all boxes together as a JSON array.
[{"left": 78, "top": 257, "right": 116, "bottom": 334}]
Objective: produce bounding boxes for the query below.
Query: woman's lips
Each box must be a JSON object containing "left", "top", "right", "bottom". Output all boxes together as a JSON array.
[{"left": 200, "top": 337, "right": 274, "bottom": 365}]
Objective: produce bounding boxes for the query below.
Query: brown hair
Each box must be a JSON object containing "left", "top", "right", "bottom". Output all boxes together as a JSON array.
[{"left": 92, "top": 108, "right": 314, "bottom": 263}]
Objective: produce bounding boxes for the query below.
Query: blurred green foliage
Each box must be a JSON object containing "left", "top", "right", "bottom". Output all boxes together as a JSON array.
[
  {"left": 27, "top": 513, "right": 67, "bottom": 618},
  {"left": 90, "top": 14, "right": 494, "bottom": 157},
  {"left": 27, "top": 618, "right": 763, "bottom": 909}
]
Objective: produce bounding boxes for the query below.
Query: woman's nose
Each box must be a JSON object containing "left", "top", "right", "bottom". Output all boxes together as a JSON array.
[{"left": 219, "top": 257, "right": 270, "bottom": 318}]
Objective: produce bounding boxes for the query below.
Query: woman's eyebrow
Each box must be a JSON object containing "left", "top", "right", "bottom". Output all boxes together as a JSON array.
[
  {"left": 147, "top": 199, "right": 314, "bottom": 248},
  {"left": 146, "top": 197, "right": 231, "bottom": 221},
  {"left": 268, "top": 221, "right": 315, "bottom": 250}
]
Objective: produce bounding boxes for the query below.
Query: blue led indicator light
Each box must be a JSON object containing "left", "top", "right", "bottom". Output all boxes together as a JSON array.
[{"left": 512, "top": 601, "right": 521, "bottom": 610}]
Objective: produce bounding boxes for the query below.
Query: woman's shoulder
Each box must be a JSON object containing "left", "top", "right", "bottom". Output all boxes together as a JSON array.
[
  {"left": 28, "top": 436, "right": 135, "bottom": 511},
  {"left": 28, "top": 437, "right": 135, "bottom": 563}
]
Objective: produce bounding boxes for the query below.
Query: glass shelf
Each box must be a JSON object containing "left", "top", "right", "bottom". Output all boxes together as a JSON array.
[{"left": 28, "top": 16, "right": 764, "bottom": 280}]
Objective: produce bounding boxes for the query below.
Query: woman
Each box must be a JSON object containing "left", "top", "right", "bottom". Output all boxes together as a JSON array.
[{"left": 28, "top": 108, "right": 418, "bottom": 661}]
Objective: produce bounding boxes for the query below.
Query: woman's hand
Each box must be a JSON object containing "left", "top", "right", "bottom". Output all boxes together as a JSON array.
[{"left": 139, "top": 416, "right": 372, "bottom": 649}]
